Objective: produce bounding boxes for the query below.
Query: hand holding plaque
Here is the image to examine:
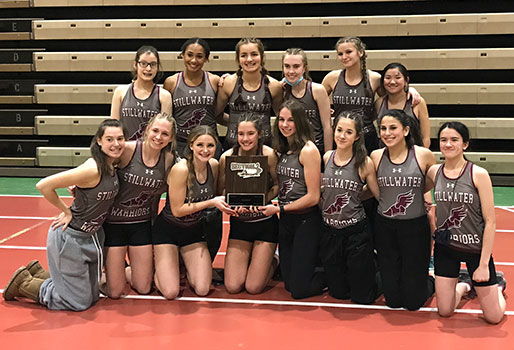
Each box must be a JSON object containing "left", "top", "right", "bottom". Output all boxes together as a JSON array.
[{"left": 225, "top": 155, "right": 268, "bottom": 207}]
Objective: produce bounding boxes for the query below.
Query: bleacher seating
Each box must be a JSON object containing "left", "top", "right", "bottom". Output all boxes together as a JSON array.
[{"left": 0, "top": 1, "right": 513, "bottom": 182}]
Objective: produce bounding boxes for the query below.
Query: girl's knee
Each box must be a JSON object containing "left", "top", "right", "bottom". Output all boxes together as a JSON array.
[
  {"left": 483, "top": 310, "right": 505, "bottom": 325},
  {"left": 245, "top": 281, "right": 265, "bottom": 295},
  {"left": 225, "top": 280, "right": 244, "bottom": 294},
  {"left": 159, "top": 285, "right": 180, "bottom": 300}
]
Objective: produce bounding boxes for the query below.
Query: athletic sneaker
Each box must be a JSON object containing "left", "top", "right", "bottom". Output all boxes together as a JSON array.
[
  {"left": 496, "top": 271, "right": 507, "bottom": 294},
  {"left": 458, "top": 269, "right": 476, "bottom": 299}
]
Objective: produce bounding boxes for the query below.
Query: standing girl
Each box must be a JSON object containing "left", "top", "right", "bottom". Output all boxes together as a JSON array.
[
  {"left": 370, "top": 109, "right": 435, "bottom": 310},
  {"left": 322, "top": 37, "right": 419, "bottom": 154},
  {"left": 219, "top": 112, "right": 279, "bottom": 294},
  {"left": 111, "top": 45, "right": 172, "bottom": 140},
  {"left": 103, "top": 113, "right": 176, "bottom": 299},
  {"left": 216, "top": 37, "right": 283, "bottom": 148},
  {"left": 260, "top": 99, "right": 324, "bottom": 299},
  {"left": 319, "top": 111, "right": 380, "bottom": 304},
  {"left": 282, "top": 48, "right": 332, "bottom": 154},
  {"left": 152, "top": 126, "right": 235, "bottom": 299},
  {"left": 4, "top": 119, "right": 125, "bottom": 311},
  {"left": 375, "top": 63, "right": 430, "bottom": 148},
  {"left": 164, "top": 38, "right": 223, "bottom": 158},
  {"left": 427, "top": 122, "right": 506, "bottom": 324}
]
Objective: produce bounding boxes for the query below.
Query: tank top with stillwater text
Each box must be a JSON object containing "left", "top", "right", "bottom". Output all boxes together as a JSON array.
[
  {"left": 376, "top": 147, "right": 426, "bottom": 220},
  {"left": 226, "top": 77, "right": 273, "bottom": 146},
  {"left": 161, "top": 162, "right": 215, "bottom": 226},
  {"left": 321, "top": 152, "right": 365, "bottom": 229},
  {"left": 277, "top": 152, "right": 306, "bottom": 206},
  {"left": 173, "top": 72, "right": 217, "bottom": 142},
  {"left": 434, "top": 162, "right": 484, "bottom": 253},
  {"left": 289, "top": 81, "right": 324, "bottom": 152},
  {"left": 107, "top": 140, "right": 167, "bottom": 224},
  {"left": 120, "top": 83, "right": 161, "bottom": 140},
  {"left": 69, "top": 170, "right": 119, "bottom": 234},
  {"left": 332, "top": 70, "right": 374, "bottom": 132}
]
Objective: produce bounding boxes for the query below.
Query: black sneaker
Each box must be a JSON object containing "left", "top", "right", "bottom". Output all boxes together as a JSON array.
[
  {"left": 458, "top": 269, "right": 476, "bottom": 299},
  {"left": 496, "top": 271, "right": 507, "bottom": 294},
  {"left": 212, "top": 268, "right": 224, "bottom": 286}
]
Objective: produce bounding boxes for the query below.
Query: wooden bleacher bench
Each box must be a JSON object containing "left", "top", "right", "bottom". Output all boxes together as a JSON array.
[
  {"left": 31, "top": 13, "right": 514, "bottom": 40},
  {"left": 31, "top": 48, "right": 514, "bottom": 72},
  {"left": 33, "top": 83, "right": 514, "bottom": 105}
]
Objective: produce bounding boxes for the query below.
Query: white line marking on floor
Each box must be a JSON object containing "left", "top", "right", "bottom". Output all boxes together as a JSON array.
[
  {"left": 0, "top": 216, "right": 53, "bottom": 220},
  {"left": 0, "top": 245, "right": 47, "bottom": 250}
]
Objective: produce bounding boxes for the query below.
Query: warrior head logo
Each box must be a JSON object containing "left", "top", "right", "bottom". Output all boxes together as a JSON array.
[
  {"left": 279, "top": 179, "right": 294, "bottom": 199},
  {"left": 179, "top": 108, "right": 207, "bottom": 129},
  {"left": 323, "top": 192, "right": 350, "bottom": 215},
  {"left": 382, "top": 190, "right": 414, "bottom": 217},
  {"left": 438, "top": 205, "right": 468, "bottom": 231},
  {"left": 88, "top": 212, "right": 109, "bottom": 226},
  {"left": 119, "top": 191, "right": 153, "bottom": 207},
  {"left": 130, "top": 122, "right": 149, "bottom": 141}
]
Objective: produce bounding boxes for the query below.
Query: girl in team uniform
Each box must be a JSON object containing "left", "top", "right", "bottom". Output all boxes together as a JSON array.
[
  {"left": 4, "top": 119, "right": 125, "bottom": 311},
  {"left": 282, "top": 48, "right": 332, "bottom": 155},
  {"left": 370, "top": 109, "right": 435, "bottom": 310},
  {"left": 319, "top": 111, "right": 380, "bottom": 304},
  {"left": 164, "top": 38, "right": 223, "bottom": 158},
  {"left": 375, "top": 63, "right": 430, "bottom": 148},
  {"left": 111, "top": 45, "right": 172, "bottom": 140},
  {"left": 427, "top": 122, "right": 506, "bottom": 324},
  {"left": 216, "top": 37, "right": 283, "bottom": 149},
  {"left": 152, "top": 126, "right": 235, "bottom": 298},
  {"left": 322, "top": 37, "right": 420, "bottom": 155},
  {"left": 103, "top": 113, "right": 176, "bottom": 299},
  {"left": 260, "top": 99, "right": 324, "bottom": 299},
  {"left": 219, "top": 112, "right": 279, "bottom": 294}
]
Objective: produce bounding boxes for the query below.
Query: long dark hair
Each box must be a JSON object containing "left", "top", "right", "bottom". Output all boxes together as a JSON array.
[
  {"left": 272, "top": 99, "right": 313, "bottom": 154},
  {"left": 131, "top": 45, "right": 163, "bottom": 83},
  {"left": 282, "top": 48, "right": 312, "bottom": 101},
  {"left": 91, "top": 119, "right": 126, "bottom": 176},
  {"left": 379, "top": 109, "right": 419, "bottom": 148},
  {"left": 233, "top": 37, "right": 271, "bottom": 108},
  {"left": 333, "top": 111, "right": 367, "bottom": 171},
  {"left": 232, "top": 111, "right": 264, "bottom": 155},
  {"left": 184, "top": 125, "right": 218, "bottom": 203},
  {"left": 335, "top": 37, "right": 371, "bottom": 98}
]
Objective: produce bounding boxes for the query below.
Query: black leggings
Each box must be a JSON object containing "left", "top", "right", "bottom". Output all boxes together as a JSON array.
[
  {"left": 279, "top": 209, "right": 325, "bottom": 299},
  {"left": 374, "top": 214, "right": 434, "bottom": 310},
  {"left": 320, "top": 220, "right": 380, "bottom": 304}
]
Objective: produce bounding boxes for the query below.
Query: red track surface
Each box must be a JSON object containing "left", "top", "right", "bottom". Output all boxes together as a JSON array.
[{"left": 1, "top": 196, "right": 513, "bottom": 349}]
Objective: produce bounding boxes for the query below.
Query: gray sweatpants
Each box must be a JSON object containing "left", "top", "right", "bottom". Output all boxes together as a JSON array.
[{"left": 39, "top": 225, "right": 104, "bottom": 311}]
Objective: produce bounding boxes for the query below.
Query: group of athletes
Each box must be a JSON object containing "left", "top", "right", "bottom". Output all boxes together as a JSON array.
[{"left": 3, "top": 36, "right": 506, "bottom": 324}]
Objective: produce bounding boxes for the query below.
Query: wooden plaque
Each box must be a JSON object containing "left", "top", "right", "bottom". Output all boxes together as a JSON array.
[{"left": 225, "top": 155, "right": 268, "bottom": 206}]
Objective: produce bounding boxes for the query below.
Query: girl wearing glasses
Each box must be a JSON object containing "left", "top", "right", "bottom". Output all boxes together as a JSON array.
[{"left": 111, "top": 45, "right": 172, "bottom": 140}]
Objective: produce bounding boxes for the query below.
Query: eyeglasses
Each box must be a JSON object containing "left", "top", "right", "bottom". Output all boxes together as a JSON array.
[{"left": 138, "top": 61, "right": 158, "bottom": 69}]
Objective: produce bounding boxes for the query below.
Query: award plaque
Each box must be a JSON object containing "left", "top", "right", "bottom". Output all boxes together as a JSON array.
[{"left": 225, "top": 155, "right": 268, "bottom": 206}]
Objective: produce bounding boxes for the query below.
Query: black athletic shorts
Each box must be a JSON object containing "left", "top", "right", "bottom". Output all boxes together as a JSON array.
[
  {"left": 229, "top": 214, "right": 279, "bottom": 243},
  {"left": 103, "top": 221, "right": 153, "bottom": 247},
  {"left": 434, "top": 242, "right": 498, "bottom": 287},
  {"left": 152, "top": 213, "right": 207, "bottom": 247}
]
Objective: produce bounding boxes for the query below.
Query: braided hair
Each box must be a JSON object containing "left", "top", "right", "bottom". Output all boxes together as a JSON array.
[
  {"left": 234, "top": 38, "right": 271, "bottom": 108},
  {"left": 335, "top": 37, "right": 371, "bottom": 99}
]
